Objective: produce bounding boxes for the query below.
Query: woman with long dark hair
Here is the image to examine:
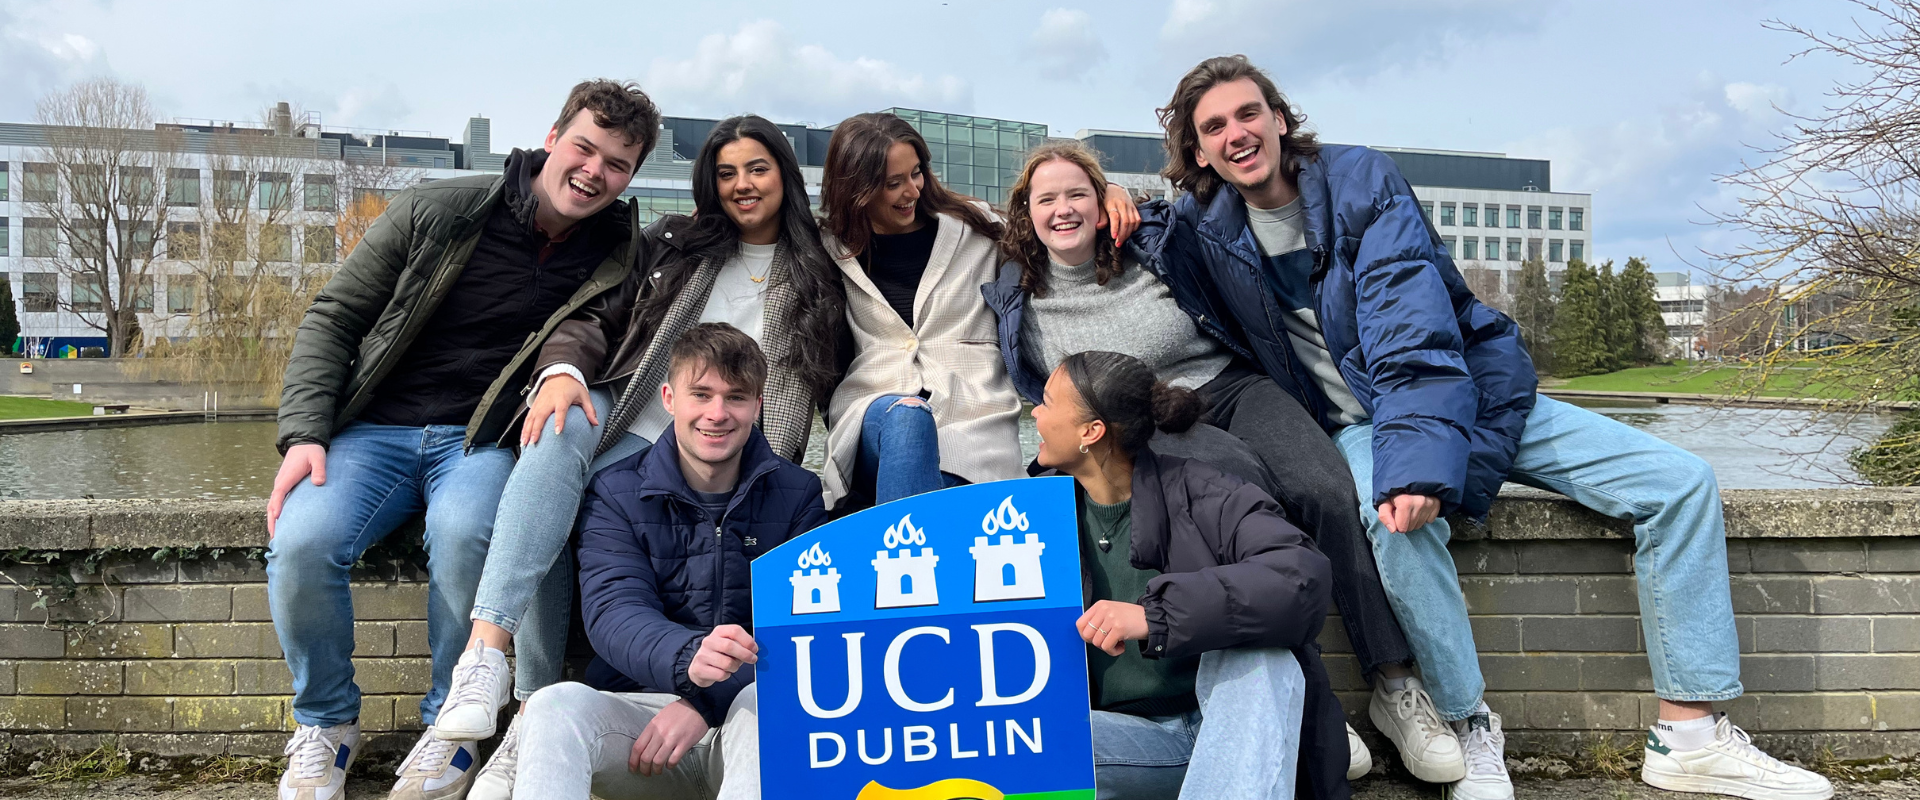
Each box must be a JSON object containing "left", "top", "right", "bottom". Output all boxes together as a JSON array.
[
  {"left": 430, "top": 114, "right": 845, "bottom": 795},
  {"left": 1031, "top": 350, "right": 1347, "bottom": 800},
  {"left": 817, "top": 112, "right": 1136, "bottom": 509}
]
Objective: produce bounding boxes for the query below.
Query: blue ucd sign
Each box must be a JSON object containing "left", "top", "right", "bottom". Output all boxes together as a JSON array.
[{"left": 751, "top": 477, "right": 1094, "bottom": 800}]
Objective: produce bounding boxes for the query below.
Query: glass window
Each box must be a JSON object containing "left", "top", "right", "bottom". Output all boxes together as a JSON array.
[
  {"left": 1569, "top": 208, "right": 1584, "bottom": 231},
  {"left": 927, "top": 142, "right": 947, "bottom": 163},
  {"left": 1527, "top": 206, "right": 1542, "bottom": 229},
  {"left": 1487, "top": 238, "right": 1502, "bottom": 261},
  {"left": 999, "top": 130, "right": 1024, "bottom": 149},
  {"left": 1462, "top": 238, "right": 1478, "bottom": 260},
  {"left": 168, "top": 168, "right": 201, "bottom": 207},
  {"left": 214, "top": 171, "right": 247, "bottom": 209},
  {"left": 973, "top": 127, "right": 997, "bottom": 148},
  {"left": 128, "top": 275, "right": 153, "bottom": 312},
  {"left": 921, "top": 111, "right": 944, "bottom": 123},
  {"left": 72, "top": 222, "right": 107, "bottom": 261},
  {"left": 0, "top": 162, "right": 8, "bottom": 201},
  {"left": 259, "top": 172, "right": 292, "bottom": 211},
  {"left": 922, "top": 123, "right": 946, "bottom": 143},
  {"left": 304, "top": 225, "right": 336, "bottom": 263},
  {"left": 304, "top": 175, "right": 336, "bottom": 211},
  {"left": 23, "top": 163, "right": 58, "bottom": 203},
  {"left": 976, "top": 147, "right": 997, "bottom": 170},
  {"left": 119, "top": 221, "right": 155, "bottom": 260},
  {"left": 121, "top": 167, "right": 156, "bottom": 206},
  {"left": 1549, "top": 240, "right": 1564, "bottom": 263},
  {"left": 1548, "top": 207, "right": 1563, "bottom": 230},
  {"left": 1441, "top": 235, "right": 1456, "bottom": 254},
  {"left": 1505, "top": 238, "right": 1521, "bottom": 261},
  {"left": 1526, "top": 238, "right": 1542, "bottom": 261},
  {"left": 166, "top": 274, "right": 199, "bottom": 314},
  {"left": 167, "top": 222, "right": 201, "bottom": 260},
  {"left": 0, "top": 216, "right": 7, "bottom": 257},
  {"left": 66, "top": 164, "right": 107, "bottom": 201},
  {"left": 1440, "top": 203, "right": 1456, "bottom": 226},
  {"left": 898, "top": 109, "right": 922, "bottom": 121},
  {"left": 72, "top": 275, "right": 104, "bottom": 312},
  {"left": 950, "top": 145, "right": 973, "bottom": 166},
  {"left": 25, "top": 218, "right": 57, "bottom": 257},
  {"left": 1506, "top": 206, "right": 1520, "bottom": 228},
  {"left": 1462, "top": 205, "right": 1477, "bottom": 227},
  {"left": 1570, "top": 240, "right": 1584, "bottom": 262},
  {"left": 1419, "top": 201, "right": 1433, "bottom": 222},
  {"left": 261, "top": 224, "right": 292, "bottom": 261},
  {"left": 22, "top": 272, "right": 57, "bottom": 312},
  {"left": 211, "top": 222, "right": 246, "bottom": 261},
  {"left": 947, "top": 164, "right": 974, "bottom": 185}
]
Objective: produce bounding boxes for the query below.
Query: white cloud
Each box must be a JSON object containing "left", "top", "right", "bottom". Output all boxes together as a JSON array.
[
  {"left": 1027, "top": 8, "right": 1107, "bottom": 81},
  {"left": 645, "top": 20, "right": 970, "bottom": 122},
  {"left": 0, "top": 3, "right": 108, "bottom": 120},
  {"left": 1157, "top": 0, "right": 1539, "bottom": 81},
  {"left": 1724, "top": 81, "right": 1790, "bottom": 119},
  {"left": 43, "top": 33, "right": 98, "bottom": 61}
]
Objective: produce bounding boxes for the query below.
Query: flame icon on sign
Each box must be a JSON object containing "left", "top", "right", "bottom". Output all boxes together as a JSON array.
[
  {"left": 981, "top": 496, "right": 1029, "bottom": 537},
  {"left": 796, "top": 543, "right": 832, "bottom": 569},
  {"left": 882, "top": 515, "right": 927, "bottom": 549}
]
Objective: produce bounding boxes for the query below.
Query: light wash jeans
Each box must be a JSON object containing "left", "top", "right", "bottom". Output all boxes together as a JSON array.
[
  {"left": 514, "top": 682, "right": 759, "bottom": 800},
  {"left": 1093, "top": 647, "right": 1306, "bottom": 800},
  {"left": 474, "top": 388, "right": 649, "bottom": 699},
  {"left": 266, "top": 422, "right": 515, "bottom": 728},
  {"left": 853, "top": 394, "right": 965, "bottom": 504},
  {"left": 1334, "top": 394, "right": 1742, "bottom": 720}
]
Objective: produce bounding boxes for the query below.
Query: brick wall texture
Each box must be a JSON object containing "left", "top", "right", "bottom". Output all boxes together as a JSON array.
[{"left": 2, "top": 530, "right": 1917, "bottom": 759}]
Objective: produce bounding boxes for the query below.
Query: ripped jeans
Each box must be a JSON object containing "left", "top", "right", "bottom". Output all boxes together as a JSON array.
[{"left": 853, "top": 394, "right": 966, "bottom": 505}]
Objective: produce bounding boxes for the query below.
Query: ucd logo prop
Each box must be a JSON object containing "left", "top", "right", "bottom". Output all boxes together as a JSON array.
[{"left": 752, "top": 477, "right": 1094, "bottom": 800}]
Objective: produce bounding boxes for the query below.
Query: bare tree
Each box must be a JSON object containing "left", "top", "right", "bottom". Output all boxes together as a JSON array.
[
  {"left": 1711, "top": 0, "right": 1920, "bottom": 483},
  {"left": 27, "top": 79, "right": 182, "bottom": 356}
]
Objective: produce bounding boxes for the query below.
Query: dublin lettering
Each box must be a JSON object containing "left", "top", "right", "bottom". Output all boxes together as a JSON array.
[{"left": 807, "top": 719, "right": 1046, "bottom": 768}]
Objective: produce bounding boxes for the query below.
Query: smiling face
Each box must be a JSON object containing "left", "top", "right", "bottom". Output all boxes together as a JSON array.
[
  {"left": 1032, "top": 366, "right": 1103, "bottom": 471},
  {"left": 1190, "top": 77, "right": 1289, "bottom": 204},
  {"left": 715, "top": 136, "right": 785, "bottom": 246},
  {"left": 1027, "top": 158, "right": 1106, "bottom": 267},
  {"left": 663, "top": 361, "right": 763, "bottom": 469},
  {"left": 864, "top": 140, "right": 925, "bottom": 236},
  {"left": 538, "top": 108, "right": 643, "bottom": 225}
]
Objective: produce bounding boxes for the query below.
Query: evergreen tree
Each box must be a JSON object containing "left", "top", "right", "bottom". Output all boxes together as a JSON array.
[
  {"left": 0, "top": 277, "right": 18, "bottom": 356},
  {"left": 1511, "top": 257, "right": 1556, "bottom": 373},
  {"left": 1597, "top": 260, "right": 1632, "bottom": 370},
  {"left": 1551, "top": 259, "right": 1613, "bottom": 376},
  {"left": 1616, "top": 257, "right": 1669, "bottom": 364}
]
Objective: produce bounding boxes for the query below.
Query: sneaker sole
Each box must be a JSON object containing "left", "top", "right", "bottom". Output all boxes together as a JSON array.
[
  {"left": 1642, "top": 766, "right": 1834, "bottom": 800},
  {"left": 430, "top": 721, "right": 496, "bottom": 742},
  {"left": 1369, "top": 702, "right": 1467, "bottom": 783}
]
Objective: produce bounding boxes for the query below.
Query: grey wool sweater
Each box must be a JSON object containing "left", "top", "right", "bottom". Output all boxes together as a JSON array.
[{"left": 1021, "top": 255, "right": 1232, "bottom": 388}]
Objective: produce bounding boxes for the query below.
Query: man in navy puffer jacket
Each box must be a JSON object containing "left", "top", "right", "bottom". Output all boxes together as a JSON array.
[
  {"left": 1146, "top": 56, "right": 1830, "bottom": 800},
  {"left": 509, "top": 323, "right": 827, "bottom": 800}
]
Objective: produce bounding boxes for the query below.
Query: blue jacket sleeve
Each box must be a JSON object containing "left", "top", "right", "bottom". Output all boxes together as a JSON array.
[
  {"left": 1349, "top": 155, "right": 1477, "bottom": 511},
  {"left": 575, "top": 480, "right": 706, "bottom": 702}
]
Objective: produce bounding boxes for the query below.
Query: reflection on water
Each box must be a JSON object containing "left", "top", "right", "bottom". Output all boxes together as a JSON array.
[{"left": 0, "top": 401, "right": 1897, "bottom": 500}]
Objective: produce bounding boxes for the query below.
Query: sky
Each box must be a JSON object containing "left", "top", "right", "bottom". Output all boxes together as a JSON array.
[{"left": 0, "top": 0, "right": 1871, "bottom": 276}]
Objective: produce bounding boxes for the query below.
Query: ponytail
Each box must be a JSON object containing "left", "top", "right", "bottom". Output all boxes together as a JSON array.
[
  {"left": 1150, "top": 381, "right": 1202, "bottom": 433},
  {"left": 1061, "top": 350, "right": 1200, "bottom": 457}
]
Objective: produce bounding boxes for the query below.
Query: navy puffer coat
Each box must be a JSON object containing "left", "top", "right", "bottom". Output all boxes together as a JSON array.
[
  {"left": 1147, "top": 145, "right": 1537, "bottom": 517},
  {"left": 575, "top": 427, "right": 829, "bottom": 726}
]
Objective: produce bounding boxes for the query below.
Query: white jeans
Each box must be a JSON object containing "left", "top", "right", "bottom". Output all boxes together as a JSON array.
[{"left": 515, "top": 682, "right": 760, "bottom": 800}]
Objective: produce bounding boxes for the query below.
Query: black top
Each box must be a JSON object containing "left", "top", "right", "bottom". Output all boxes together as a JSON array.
[
  {"left": 861, "top": 220, "right": 937, "bottom": 327},
  {"left": 690, "top": 487, "right": 733, "bottom": 523},
  {"left": 358, "top": 149, "right": 625, "bottom": 429}
]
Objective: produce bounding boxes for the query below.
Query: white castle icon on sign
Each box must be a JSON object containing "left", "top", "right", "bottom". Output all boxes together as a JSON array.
[
  {"left": 872, "top": 514, "right": 939, "bottom": 609},
  {"left": 970, "top": 496, "right": 1045, "bottom": 602},
  {"left": 789, "top": 543, "right": 840, "bottom": 615}
]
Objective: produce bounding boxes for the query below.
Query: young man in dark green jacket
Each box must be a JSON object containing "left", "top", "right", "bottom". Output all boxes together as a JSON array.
[{"left": 265, "top": 80, "right": 658, "bottom": 800}]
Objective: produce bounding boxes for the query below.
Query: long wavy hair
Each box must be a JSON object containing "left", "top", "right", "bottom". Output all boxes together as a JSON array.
[
  {"left": 634, "top": 114, "right": 844, "bottom": 398},
  {"left": 1000, "top": 140, "right": 1122, "bottom": 298},
  {"left": 821, "top": 112, "right": 1002, "bottom": 262},
  {"left": 1157, "top": 55, "right": 1321, "bottom": 204}
]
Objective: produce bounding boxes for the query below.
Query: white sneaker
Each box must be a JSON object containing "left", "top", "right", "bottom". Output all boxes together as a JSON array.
[
  {"left": 467, "top": 715, "right": 522, "bottom": 800},
  {"left": 1368, "top": 677, "right": 1466, "bottom": 783},
  {"left": 390, "top": 732, "right": 480, "bottom": 800},
  {"left": 1449, "top": 710, "right": 1514, "bottom": 800},
  {"left": 1642, "top": 714, "right": 1834, "bottom": 800},
  {"left": 1346, "top": 722, "right": 1373, "bottom": 781},
  {"left": 433, "top": 638, "right": 512, "bottom": 741},
  {"left": 280, "top": 722, "right": 360, "bottom": 800}
]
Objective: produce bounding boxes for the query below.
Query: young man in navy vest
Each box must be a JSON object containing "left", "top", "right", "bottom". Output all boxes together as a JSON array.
[{"left": 1146, "top": 55, "right": 1830, "bottom": 800}]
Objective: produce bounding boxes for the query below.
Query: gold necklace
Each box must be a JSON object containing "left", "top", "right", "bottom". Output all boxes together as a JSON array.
[{"left": 746, "top": 255, "right": 772, "bottom": 284}]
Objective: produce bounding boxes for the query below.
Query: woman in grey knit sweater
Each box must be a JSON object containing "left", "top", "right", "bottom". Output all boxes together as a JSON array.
[{"left": 983, "top": 141, "right": 1414, "bottom": 783}]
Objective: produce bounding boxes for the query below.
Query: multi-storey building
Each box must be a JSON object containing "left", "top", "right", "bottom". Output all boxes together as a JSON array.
[{"left": 1655, "top": 271, "right": 1709, "bottom": 359}]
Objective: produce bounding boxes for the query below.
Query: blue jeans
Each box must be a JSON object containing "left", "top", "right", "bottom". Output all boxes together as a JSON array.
[
  {"left": 1334, "top": 394, "right": 1741, "bottom": 720},
  {"left": 853, "top": 394, "right": 964, "bottom": 505},
  {"left": 1093, "top": 648, "right": 1306, "bottom": 800},
  {"left": 266, "top": 423, "right": 516, "bottom": 728},
  {"left": 475, "top": 388, "right": 649, "bottom": 699}
]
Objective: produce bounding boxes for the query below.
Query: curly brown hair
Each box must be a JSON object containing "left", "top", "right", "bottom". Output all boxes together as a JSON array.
[
  {"left": 1156, "top": 55, "right": 1319, "bottom": 204},
  {"left": 1000, "top": 141, "right": 1122, "bottom": 298},
  {"left": 553, "top": 79, "right": 663, "bottom": 163},
  {"left": 821, "top": 112, "right": 1001, "bottom": 262}
]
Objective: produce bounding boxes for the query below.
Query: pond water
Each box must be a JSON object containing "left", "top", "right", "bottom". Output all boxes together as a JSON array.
[{"left": 0, "top": 400, "right": 1896, "bottom": 501}]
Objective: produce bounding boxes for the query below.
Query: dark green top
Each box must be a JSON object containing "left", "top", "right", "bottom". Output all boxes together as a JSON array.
[{"left": 1082, "top": 493, "right": 1198, "bottom": 715}]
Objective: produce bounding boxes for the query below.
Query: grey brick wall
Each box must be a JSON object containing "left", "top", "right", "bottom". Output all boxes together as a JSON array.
[{"left": 1, "top": 490, "right": 1917, "bottom": 760}]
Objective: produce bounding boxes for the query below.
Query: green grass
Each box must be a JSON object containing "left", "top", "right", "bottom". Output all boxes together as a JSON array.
[
  {"left": 1554, "top": 363, "right": 1857, "bottom": 399},
  {"left": 0, "top": 395, "right": 100, "bottom": 421}
]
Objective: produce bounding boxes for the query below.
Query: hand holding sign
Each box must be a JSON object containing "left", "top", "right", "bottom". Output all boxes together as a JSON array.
[
  {"left": 1077, "top": 600, "right": 1148, "bottom": 656},
  {"left": 690, "top": 624, "right": 759, "bottom": 687},
  {"left": 630, "top": 698, "right": 710, "bottom": 776}
]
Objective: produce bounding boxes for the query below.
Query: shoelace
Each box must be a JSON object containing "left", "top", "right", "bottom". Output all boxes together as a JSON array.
[
  {"left": 493, "top": 719, "right": 522, "bottom": 766},
  {"left": 1713, "top": 718, "right": 1787, "bottom": 771},
  {"left": 1394, "top": 688, "right": 1451, "bottom": 741},
  {"left": 397, "top": 734, "right": 458, "bottom": 778},
  {"left": 445, "top": 647, "right": 501, "bottom": 711},
  {"left": 1460, "top": 719, "right": 1507, "bottom": 777},
  {"left": 284, "top": 725, "right": 338, "bottom": 780}
]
